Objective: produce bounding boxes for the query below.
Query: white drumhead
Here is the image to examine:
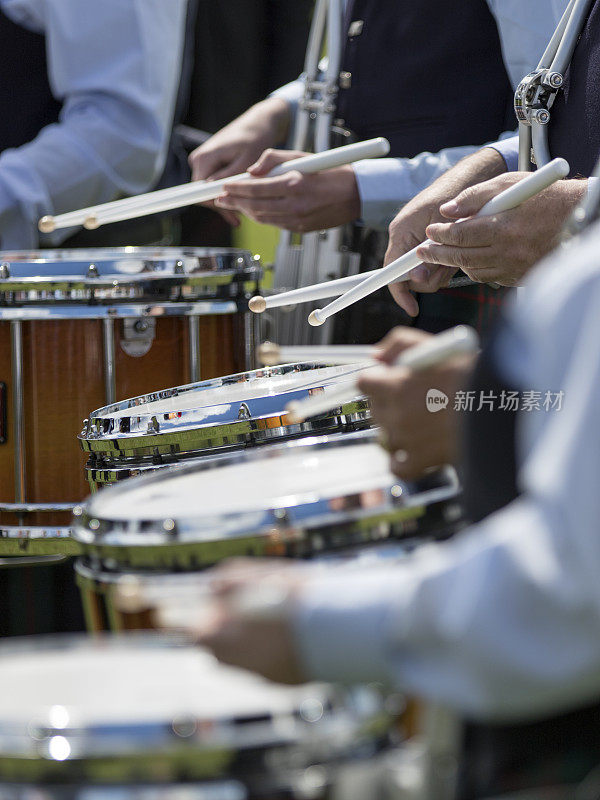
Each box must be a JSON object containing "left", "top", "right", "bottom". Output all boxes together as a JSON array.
[
  {"left": 91, "top": 439, "right": 392, "bottom": 521},
  {"left": 102, "top": 364, "right": 365, "bottom": 419},
  {"left": 0, "top": 639, "right": 323, "bottom": 728}
]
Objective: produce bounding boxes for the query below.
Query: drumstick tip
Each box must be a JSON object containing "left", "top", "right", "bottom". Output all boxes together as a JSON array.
[
  {"left": 285, "top": 401, "right": 304, "bottom": 424},
  {"left": 249, "top": 295, "right": 267, "bottom": 313},
  {"left": 84, "top": 214, "right": 100, "bottom": 230},
  {"left": 308, "top": 309, "right": 325, "bottom": 327},
  {"left": 38, "top": 215, "right": 55, "bottom": 233},
  {"left": 114, "top": 576, "right": 146, "bottom": 613},
  {"left": 257, "top": 341, "right": 279, "bottom": 366}
]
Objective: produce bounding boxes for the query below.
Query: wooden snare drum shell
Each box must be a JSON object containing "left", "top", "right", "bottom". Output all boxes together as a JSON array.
[{"left": 0, "top": 314, "right": 244, "bottom": 527}]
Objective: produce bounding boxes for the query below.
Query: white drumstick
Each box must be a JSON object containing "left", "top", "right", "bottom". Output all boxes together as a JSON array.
[
  {"left": 308, "top": 158, "right": 570, "bottom": 327},
  {"left": 258, "top": 342, "right": 377, "bottom": 366},
  {"left": 39, "top": 138, "right": 390, "bottom": 233},
  {"left": 248, "top": 268, "right": 382, "bottom": 313},
  {"left": 286, "top": 325, "right": 479, "bottom": 423}
]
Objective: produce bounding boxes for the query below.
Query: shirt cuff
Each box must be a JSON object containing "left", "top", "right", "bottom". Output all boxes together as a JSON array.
[
  {"left": 270, "top": 79, "right": 304, "bottom": 148},
  {"left": 486, "top": 134, "right": 520, "bottom": 172},
  {"left": 352, "top": 158, "right": 408, "bottom": 229}
]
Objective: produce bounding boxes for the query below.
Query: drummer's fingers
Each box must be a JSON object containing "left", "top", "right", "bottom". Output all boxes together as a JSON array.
[
  {"left": 196, "top": 612, "right": 241, "bottom": 661},
  {"left": 203, "top": 199, "right": 241, "bottom": 227},
  {"left": 358, "top": 367, "right": 407, "bottom": 400},
  {"left": 248, "top": 148, "right": 306, "bottom": 176},
  {"left": 190, "top": 146, "right": 228, "bottom": 182},
  {"left": 216, "top": 196, "right": 292, "bottom": 215},
  {"left": 373, "top": 327, "right": 433, "bottom": 364},
  {"left": 223, "top": 171, "right": 302, "bottom": 199},
  {"left": 214, "top": 207, "right": 241, "bottom": 228},
  {"left": 389, "top": 448, "right": 430, "bottom": 481},
  {"left": 392, "top": 426, "right": 451, "bottom": 480},
  {"left": 206, "top": 155, "right": 256, "bottom": 183},
  {"left": 209, "top": 559, "right": 293, "bottom": 597}
]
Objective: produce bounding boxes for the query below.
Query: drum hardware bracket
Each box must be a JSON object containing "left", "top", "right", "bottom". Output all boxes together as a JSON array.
[
  {"left": 514, "top": 68, "right": 562, "bottom": 129},
  {"left": 237, "top": 402, "right": 252, "bottom": 420},
  {"left": 0, "top": 262, "right": 9, "bottom": 278},
  {"left": 120, "top": 317, "right": 156, "bottom": 358}
]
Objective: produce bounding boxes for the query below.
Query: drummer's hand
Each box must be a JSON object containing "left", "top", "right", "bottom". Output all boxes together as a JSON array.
[
  {"left": 385, "top": 147, "right": 508, "bottom": 317},
  {"left": 195, "top": 561, "right": 308, "bottom": 685},
  {"left": 418, "top": 175, "right": 587, "bottom": 285},
  {"left": 359, "top": 329, "right": 475, "bottom": 480},
  {"left": 188, "top": 97, "right": 291, "bottom": 227},
  {"left": 215, "top": 149, "right": 361, "bottom": 232},
  {"left": 372, "top": 326, "right": 434, "bottom": 365}
]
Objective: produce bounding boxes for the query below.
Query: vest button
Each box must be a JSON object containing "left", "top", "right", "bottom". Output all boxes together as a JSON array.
[
  {"left": 348, "top": 20, "right": 364, "bottom": 37},
  {"left": 339, "top": 71, "right": 352, "bottom": 89}
]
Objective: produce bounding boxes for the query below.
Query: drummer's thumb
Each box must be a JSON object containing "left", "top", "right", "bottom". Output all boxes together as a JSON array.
[
  {"left": 440, "top": 183, "right": 497, "bottom": 220},
  {"left": 249, "top": 149, "right": 301, "bottom": 177}
]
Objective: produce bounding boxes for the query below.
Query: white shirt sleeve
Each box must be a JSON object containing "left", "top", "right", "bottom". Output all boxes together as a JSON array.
[
  {"left": 354, "top": 132, "right": 518, "bottom": 230},
  {"left": 0, "top": 0, "right": 187, "bottom": 248},
  {"left": 292, "top": 222, "right": 600, "bottom": 723},
  {"left": 354, "top": 0, "right": 569, "bottom": 228}
]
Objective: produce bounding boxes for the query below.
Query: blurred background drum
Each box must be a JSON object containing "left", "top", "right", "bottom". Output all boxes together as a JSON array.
[
  {"left": 72, "top": 430, "right": 463, "bottom": 633},
  {"left": 0, "top": 247, "right": 260, "bottom": 543},
  {"left": 0, "top": 634, "right": 395, "bottom": 800},
  {"left": 79, "top": 362, "right": 371, "bottom": 491}
]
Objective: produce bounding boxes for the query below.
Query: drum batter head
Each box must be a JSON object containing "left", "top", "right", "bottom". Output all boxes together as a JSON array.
[
  {"left": 0, "top": 635, "right": 389, "bottom": 788},
  {"left": 80, "top": 363, "right": 372, "bottom": 471},
  {"left": 0, "top": 247, "right": 260, "bottom": 308},
  {"left": 73, "top": 431, "right": 461, "bottom": 570}
]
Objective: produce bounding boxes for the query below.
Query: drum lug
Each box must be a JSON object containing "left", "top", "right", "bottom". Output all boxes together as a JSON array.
[
  {"left": 120, "top": 317, "right": 156, "bottom": 357},
  {"left": 237, "top": 402, "right": 251, "bottom": 420}
]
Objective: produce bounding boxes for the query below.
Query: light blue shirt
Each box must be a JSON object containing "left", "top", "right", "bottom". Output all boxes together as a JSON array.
[
  {"left": 489, "top": 134, "right": 520, "bottom": 171},
  {"left": 0, "top": 0, "right": 187, "bottom": 249},
  {"left": 274, "top": 0, "right": 569, "bottom": 229},
  {"left": 293, "top": 221, "right": 600, "bottom": 722}
]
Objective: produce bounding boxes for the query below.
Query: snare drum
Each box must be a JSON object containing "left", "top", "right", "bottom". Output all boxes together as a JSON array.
[
  {"left": 0, "top": 247, "right": 260, "bottom": 545},
  {"left": 72, "top": 430, "right": 463, "bottom": 633},
  {"left": 0, "top": 635, "right": 393, "bottom": 799},
  {"left": 79, "top": 362, "right": 371, "bottom": 492}
]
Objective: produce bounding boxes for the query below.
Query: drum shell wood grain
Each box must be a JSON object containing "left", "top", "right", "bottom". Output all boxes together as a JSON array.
[{"left": 0, "top": 314, "right": 245, "bottom": 527}]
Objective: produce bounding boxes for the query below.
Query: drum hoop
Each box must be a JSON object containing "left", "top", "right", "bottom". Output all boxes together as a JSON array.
[
  {"left": 80, "top": 362, "right": 370, "bottom": 451},
  {"left": 0, "top": 300, "right": 243, "bottom": 321},
  {"left": 0, "top": 247, "right": 260, "bottom": 307},
  {"left": 82, "top": 403, "right": 371, "bottom": 463},
  {"left": 0, "top": 634, "right": 388, "bottom": 784},
  {"left": 73, "top": 432, "right": 461, "bottom": 564}
]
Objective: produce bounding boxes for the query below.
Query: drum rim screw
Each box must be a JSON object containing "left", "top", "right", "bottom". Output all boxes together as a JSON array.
[
  {"left": 89, "top": 518, "right": 100, "bottom": 531},
  {"left": 163, "top": 518, "right": 176, "bottom": 532},
  {"left": 172, "top": 715, "right": 198, "bottom": 738}
]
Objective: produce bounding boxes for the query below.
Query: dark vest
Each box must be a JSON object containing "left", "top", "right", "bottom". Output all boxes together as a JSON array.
[
  {"left": 457, "top": 324, "right": 600, "bottom": 799},
  {"left": 336, "top": 0, "right": 515, "bottom": 159},
  {"left": 460, "top": 328, "right": 520, "bottom": 525},
  {"left": 549, "top": 0, "right": 600, "bottom": 177},
  {"left": 0, "top": 9, "right": 61, "bottom": 153}
]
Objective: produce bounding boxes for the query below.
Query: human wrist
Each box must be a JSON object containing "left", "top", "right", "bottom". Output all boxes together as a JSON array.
[
  {"left": 338, "top": 165, "right": 361, "bottom": 218},
  {"left": 244, "top": 97, "right": 291, "bottom": 146},
  {"left": 437, "top": 148, "right": 508, "bottom": 203}
]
